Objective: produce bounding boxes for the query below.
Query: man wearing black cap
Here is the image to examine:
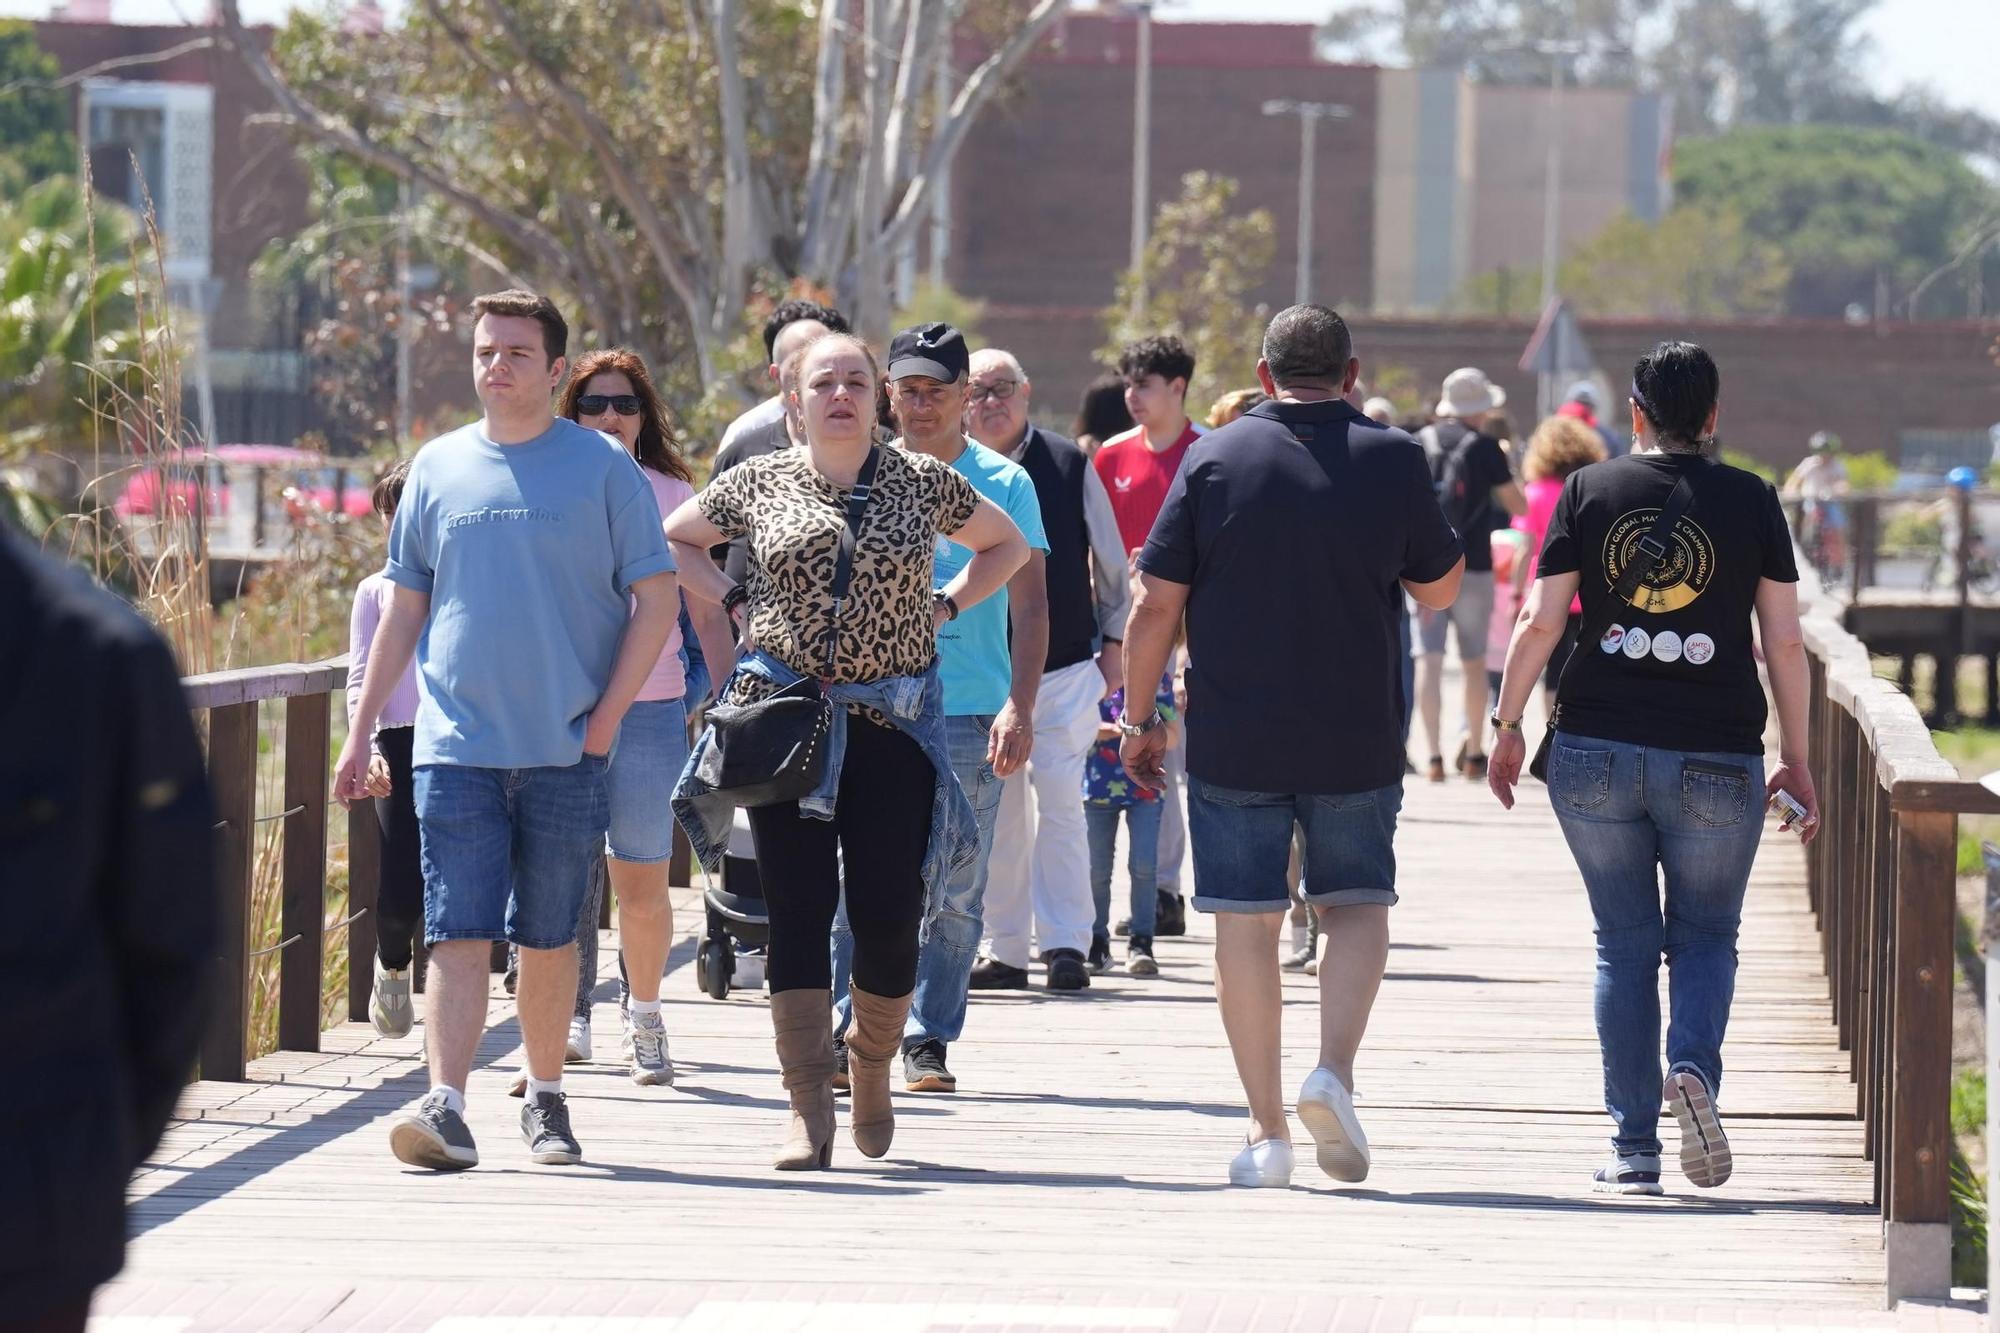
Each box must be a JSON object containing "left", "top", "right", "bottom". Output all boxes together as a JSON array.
[{"left": 830, "top": 322, "right": 1051, "bottom": 1093}]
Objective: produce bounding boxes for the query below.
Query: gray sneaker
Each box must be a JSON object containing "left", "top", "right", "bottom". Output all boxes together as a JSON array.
[
  {"left": 369, "top": 958, "right": 413, "bottom": 1038},
  {"left": 388, "top": 1089, "right": 478, "bottom": 1170},
  {"left": 521, "top": 1090, "right": 582, "bottom": 1164},
  {"left": 627, "top": 1008, "right": 675, "bottom": 1087}
]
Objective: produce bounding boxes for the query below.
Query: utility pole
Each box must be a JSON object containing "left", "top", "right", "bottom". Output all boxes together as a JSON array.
[
  {"left": 1127, "top": 1, "right": 1154, "bottom": 318},
  {"left": 1262, "top": 100, "right": 1353, "bottom": 306},
  {"left": 395, "top": 178, "right": 413, "bottom": 454},
  {"left": 1533, "top": 39, "right": 1585, "bottom": 419}
]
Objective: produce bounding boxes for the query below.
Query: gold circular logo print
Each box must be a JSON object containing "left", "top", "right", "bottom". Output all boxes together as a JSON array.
[{"left": 1602, "top": 509, "right": 1716, "bottom": 614}]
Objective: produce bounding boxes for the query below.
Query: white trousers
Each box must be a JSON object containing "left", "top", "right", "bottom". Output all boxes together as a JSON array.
[
  {"left": 1156, "top": 726, "right": 1187, "bottom": 894},
  {"left": 983, "top": 659, "right": 1104, "bottom": 967}
]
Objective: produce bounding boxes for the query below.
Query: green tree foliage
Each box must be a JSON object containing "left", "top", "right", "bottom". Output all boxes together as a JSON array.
[
  {"left": 0, "top": 20, "right": 76, "bottom": 193},
  {"left": 1101, "top": 173, "right": 1275, "bottom": 404},
  {"left": 1675, "top": 126, "right": 2000, "bottom": 317},
  {"left": 0, "top": 177, "right": 142, "bottom": 457}
]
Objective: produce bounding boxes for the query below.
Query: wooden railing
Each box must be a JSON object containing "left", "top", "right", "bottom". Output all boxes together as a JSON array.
[
  {"left": 1799, "top": 587, "right": 1987, "bottom": 1301},
  {"left": 183, "top": 656, "right": 383, "bottom": 1081}
]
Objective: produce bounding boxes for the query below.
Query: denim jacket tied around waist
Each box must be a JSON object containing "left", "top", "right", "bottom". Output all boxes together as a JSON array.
[{"left": 671, "top": 649, "right": 977, "bottom": 935}]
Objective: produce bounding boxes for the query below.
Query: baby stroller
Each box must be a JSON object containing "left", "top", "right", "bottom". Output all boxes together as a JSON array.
[{"left": 695, "top": 808, "right": 770, "bottom": 999}]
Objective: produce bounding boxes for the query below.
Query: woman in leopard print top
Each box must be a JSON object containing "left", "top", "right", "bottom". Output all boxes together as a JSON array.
[{"left": 666, "top": 332, "right": 1028, "bottom": 1171}]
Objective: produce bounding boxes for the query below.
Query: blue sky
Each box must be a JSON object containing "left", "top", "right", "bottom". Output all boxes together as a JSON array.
[{"left": 5, "top": 0, "right": 1995, "bottom": 124}]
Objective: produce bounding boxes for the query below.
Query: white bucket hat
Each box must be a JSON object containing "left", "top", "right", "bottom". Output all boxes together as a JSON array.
[{"left": 1436, "top": 367, "right": 1506, "bottom": 419}]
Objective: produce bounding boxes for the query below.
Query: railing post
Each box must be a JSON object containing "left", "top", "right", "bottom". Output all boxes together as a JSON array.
[
  {"left": 1981, "top": 841, "right": 2000, "bottom": 1331},
  {"left": 279, "top": 692, "right": 330, "bottom": 1053},
  {"left": 1885, "top": 808, "right": 1956, "bottom": 1303},
  {"left": 347, "top": 798, "right": 381, "bottom": 1024},
  {"left": 201, "top": 701, "right": 258, "bottom": 1082}
]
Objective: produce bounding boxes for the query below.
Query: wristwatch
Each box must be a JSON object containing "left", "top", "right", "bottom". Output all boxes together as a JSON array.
[
  {"left": 933, "top": 590, "right": 961, "bottom": 622},
  {"left": 1490, "top": 713, "right": 1523, "bottom": 733},
  {"left": 721, "top": 583, "right": 750, "bottom": 617},
  {"left": 1118, "top": 708, "right": 1163, "bottom": 738}
]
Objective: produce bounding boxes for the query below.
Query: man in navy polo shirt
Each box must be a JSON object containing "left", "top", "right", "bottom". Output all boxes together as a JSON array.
[{"left": 1120, "top": 305, "right": 1465, "bottom": 1190}]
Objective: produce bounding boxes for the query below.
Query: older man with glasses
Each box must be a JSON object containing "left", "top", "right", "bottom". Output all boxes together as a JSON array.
[{"left": 964, "top": 348, "right": 1138, "bottom": 987}]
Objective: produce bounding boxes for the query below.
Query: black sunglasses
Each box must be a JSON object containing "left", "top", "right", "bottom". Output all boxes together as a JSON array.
[{"left": 575, "top": 394, "right": 643, "bottom": 417}]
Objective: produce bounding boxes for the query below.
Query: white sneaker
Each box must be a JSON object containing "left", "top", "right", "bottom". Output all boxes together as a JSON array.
[
  {"left": 565, "top": 1017, "right": 592, "bottom": 1063},
  {"left": 1228, "top": 1136, "right": 1295, "bottom": 1188},
  {"left": 627, "top": 1009, "right": 674, "bottom": 1086},
  {"left": 1666, "top": 1069, "right": 1732, "bottom": 1188},
  {"left": 370, "top": 959, "right": 413, "bottom": 1038},
  {"left": 1297, "top": 1067, "right": 1370, "bottom": 1182}
]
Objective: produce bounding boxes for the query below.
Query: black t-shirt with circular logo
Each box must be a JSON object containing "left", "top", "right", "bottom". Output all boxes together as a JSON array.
[{"left": 1535, "top": 451, "right": 1797, "bottom": 756}]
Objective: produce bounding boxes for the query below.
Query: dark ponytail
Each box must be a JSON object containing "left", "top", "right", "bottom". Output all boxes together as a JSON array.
[{"left": 1631, "top": 340, "right": 1719, "bottom": 453}]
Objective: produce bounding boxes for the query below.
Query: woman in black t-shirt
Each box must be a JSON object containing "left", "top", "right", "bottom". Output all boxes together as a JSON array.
[{"left": 1485, "top": 341, "right": 1820, "bottom": 1199}]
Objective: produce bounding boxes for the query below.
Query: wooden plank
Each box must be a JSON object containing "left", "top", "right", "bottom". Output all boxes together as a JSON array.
[
  {"left": 184, "top": 656, "right": 348, "bottom": 710},
  {"left": 1887, "top": 810, "right": 1956, "bottom": 1225},
  {"left": 201, "top": 700, "right": 258, "bottom": 1082},
  {"left": 279, "top": 692, "right": 330, "bottom": 1054}
]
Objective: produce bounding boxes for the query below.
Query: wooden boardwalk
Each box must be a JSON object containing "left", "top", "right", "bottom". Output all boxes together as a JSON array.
[{"left": 101, "top": 770, "right": 1981, "bottom": 1331}]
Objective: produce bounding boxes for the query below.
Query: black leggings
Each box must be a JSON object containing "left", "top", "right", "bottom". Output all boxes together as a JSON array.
[
  {"left": 372, "top": 726, "right": 425, "bottom": 970},
  {"left": 747, "top": 713, "right": 934, "bottom": 996}
]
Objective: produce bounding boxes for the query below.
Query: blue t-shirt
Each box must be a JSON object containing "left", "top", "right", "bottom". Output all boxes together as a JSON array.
[
  {"left": 384, "top": 418, "right": 677, "bottom": 769},
  {"left": 930, "top": 439, "right": 1048, "bottom": 717},
  {"left": 1140, "top": 398, "right": 1462, "bottom": 795}
]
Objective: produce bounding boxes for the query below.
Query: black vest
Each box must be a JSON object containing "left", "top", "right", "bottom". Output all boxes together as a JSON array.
[{"left": 1014, "top": 427, "right": 1099, "bottom": 673}]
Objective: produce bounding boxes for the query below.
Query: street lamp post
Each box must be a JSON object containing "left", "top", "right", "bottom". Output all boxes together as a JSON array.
[
  {"left": 1262, "top": 99, "right": 1353, "bottom": 306},
  {"left": 1128, "top": 1, "right": 1154, "bottom": 318},
  {"left": 1528, "top": 39, "right": 1585, "bottom": 418}
]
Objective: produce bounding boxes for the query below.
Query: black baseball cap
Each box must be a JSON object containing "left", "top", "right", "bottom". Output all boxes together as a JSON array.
[{"left": 887, "top": 322, "right": 969, "bottom": 383}]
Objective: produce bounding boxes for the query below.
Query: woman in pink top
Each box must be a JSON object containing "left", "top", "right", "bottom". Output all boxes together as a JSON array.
[
  {"left": 1514, "top": 415, "right": 1609, "bottom": 714},
  {"left": 347, "top": 458, "right": 425, "bottom": 1040},
  {"left": 540, "top": 349, "right": 734, "bottom": 1086}
]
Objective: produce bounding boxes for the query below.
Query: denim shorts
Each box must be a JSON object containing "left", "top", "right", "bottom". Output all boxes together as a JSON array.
[
  {"left": 414, "top": 758, "right": 610, "bottom": 949},
  {"left": 1187, "top": 777, "right": 1404, "bottom": 914},
  {"left": 606, "top": 697, "right": 689, "bottom": 864}
]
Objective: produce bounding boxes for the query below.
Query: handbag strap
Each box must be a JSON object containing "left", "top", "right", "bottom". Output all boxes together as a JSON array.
[
  {"left": 820, "top": 445, "right": 883, "bottom": 680},
  {"left": 1550, "top": 462, "right": 1704, "bottom": 712}
]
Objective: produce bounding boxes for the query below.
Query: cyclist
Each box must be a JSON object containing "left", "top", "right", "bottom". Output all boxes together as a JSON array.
[{"left": 1783, "top": 431, "right": 1850, "bottom": 580}]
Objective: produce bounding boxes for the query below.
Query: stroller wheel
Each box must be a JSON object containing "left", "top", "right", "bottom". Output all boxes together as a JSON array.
[{"left": 698, "top": 938, "right": 732, "bottom": 1000}]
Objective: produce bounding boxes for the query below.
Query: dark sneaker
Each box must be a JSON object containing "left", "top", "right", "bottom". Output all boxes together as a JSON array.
[
  {"left": 1112, "top": 916, "right": 1132, "bottom": 939},
  {"left": 1155, "top": 890, "right": 1187, "bottom": 937},
  {"left": 1045, "top": 948, "right": 1090, "bottom": 991},
  {"left": 903, "top": 1038, "right": 956, "bottom": 1092},
  {"left": 1087, "top": 933, "right": 1113, "bottom": 974},
  {"left": 1592, "top": 1151, "right": 1664, "bottom": 1196},
  {"left": 969, "top": 956, "right": 1032, "bottom": 990},
  {"left": 520, "top": 1090, "right": 582, "bottom": 1165},
  {"left": 832, "top": 1034, "right": 851, "bottom": 1093},
  {"left": 389, "top": 1089, "right": 478, "bottom": 1170},
  {"left": 1126, "top": 934, "right": 1159, "bottom": 977}
]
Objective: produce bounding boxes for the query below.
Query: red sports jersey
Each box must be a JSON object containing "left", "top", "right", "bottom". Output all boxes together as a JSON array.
[{"left": 1092, "top": 420, "right": 1201, "bottom": 554}]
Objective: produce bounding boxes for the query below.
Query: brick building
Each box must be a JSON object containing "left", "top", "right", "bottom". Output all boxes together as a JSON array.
[{"left": 35, "top": 15, "right": 315, "bottom": 443}]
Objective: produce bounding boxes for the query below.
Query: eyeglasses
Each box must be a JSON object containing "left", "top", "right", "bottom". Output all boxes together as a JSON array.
[
  {"left": 967, "top": 380, "right": 1021, "bottom": 403},
  {"left": 575, "top": 394, "right": 642, "bottom": 417}
]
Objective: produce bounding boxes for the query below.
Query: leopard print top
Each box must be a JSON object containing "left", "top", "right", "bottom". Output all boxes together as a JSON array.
[{"left": 698, "top": 445, "right": 982, "bottom": 711}]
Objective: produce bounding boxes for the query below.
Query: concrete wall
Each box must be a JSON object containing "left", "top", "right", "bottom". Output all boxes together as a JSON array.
[{"left": 978, "top": 304, "right": 2000, "bottom": 471}]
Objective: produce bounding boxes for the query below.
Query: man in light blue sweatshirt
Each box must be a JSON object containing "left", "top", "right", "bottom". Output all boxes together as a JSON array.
[{"left": 334, "top": 290, "right": 679, "bottom": 1171}]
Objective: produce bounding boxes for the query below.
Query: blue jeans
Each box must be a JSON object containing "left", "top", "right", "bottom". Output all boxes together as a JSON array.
[
  {"left": 414, "top": 757, "right": 609, "bottom": 950},
  {"left": 1087, "top": 800, "right": 1162, "bottom": 938},
  {"left": 833, "top": 713, "right": 1001, "bottom": 1045},
  {"left": 1547, "top": 734, "right": 1766, "bottom": 1156}
]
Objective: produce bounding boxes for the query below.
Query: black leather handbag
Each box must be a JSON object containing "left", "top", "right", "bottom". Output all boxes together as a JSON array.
[
  {"left": 1531, "top": 464, "right": 1702, "bottom": 783},
  {"left": 700, "top": 446, "right": 880, "bottom": 808}
]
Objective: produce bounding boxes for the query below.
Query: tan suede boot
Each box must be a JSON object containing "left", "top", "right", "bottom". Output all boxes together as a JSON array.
[
  {"left": 845, "top": 985, "right": 913, "bottom": 1159},
  {"left": 769, "top": 988, "right": 836, "bottom": 1170}
]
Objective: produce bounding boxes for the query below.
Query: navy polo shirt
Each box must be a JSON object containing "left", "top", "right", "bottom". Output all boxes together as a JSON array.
[{"left": 1139, "top": 397, "right": 1463, "bottom": 795}]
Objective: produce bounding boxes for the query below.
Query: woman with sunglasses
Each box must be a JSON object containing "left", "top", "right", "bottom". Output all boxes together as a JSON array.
[{"left": 544, "top": 349, "right": 732, "bottom": 1086}]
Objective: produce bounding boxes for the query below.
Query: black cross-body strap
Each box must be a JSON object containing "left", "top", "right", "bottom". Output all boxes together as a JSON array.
[
  {"left": 820, "top": 445, "right": 882, "bottom": 680},
  {"left": 1551, "top": 463, "right": 1703, "bottom": 709}
]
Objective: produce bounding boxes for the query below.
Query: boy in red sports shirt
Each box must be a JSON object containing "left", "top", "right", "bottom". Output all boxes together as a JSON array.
[{"left": 1093, "top": 335, "right": 1204, "bottom": 555}]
